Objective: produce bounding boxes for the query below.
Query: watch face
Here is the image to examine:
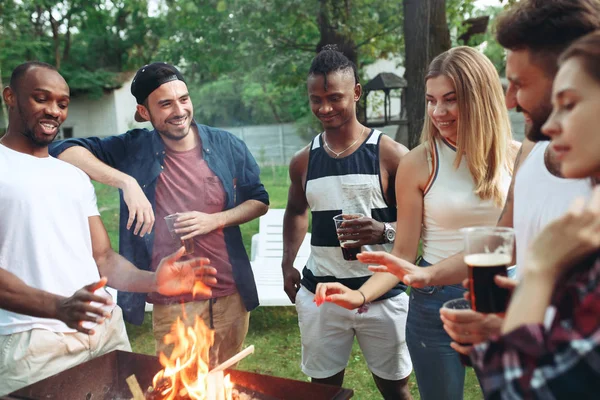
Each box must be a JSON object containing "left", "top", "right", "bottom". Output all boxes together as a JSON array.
[{"left": 386, "top": 230, "right": 395, "bottom": 242}]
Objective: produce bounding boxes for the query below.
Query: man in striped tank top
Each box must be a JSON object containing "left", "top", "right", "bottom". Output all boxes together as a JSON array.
[{"left": 281, "top": 46, "right": 412, "bottom": 399}]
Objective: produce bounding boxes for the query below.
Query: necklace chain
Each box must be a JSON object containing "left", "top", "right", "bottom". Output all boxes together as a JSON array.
[{"left": 323, "top": 127, "right": 367, "bottom": 158}]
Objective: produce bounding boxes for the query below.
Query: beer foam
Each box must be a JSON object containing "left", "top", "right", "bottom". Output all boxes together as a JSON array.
[{"left": 464, "top": 253, "right": 511, "bottom": 267}]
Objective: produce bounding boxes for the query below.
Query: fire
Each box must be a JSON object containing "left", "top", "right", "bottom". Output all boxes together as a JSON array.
[{"left": 151, "top": 316, "right": 231, "bottom": 400}]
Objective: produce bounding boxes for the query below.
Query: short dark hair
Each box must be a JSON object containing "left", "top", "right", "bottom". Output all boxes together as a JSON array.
[
  {"left": 559, "top": 30, "right": 600, "bottom": 84},
  {"left": 10, "top": 61, "right": 57, "bottom": 89},
  {"left": 308, "top": 44, "right": 359, "bottom": 90},
  {"left": 495, "top": 0, "right": 600, "bottom": 76}
]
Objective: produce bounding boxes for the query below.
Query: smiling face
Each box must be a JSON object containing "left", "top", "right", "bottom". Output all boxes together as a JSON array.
[
  {"left": 4, "top": 66, "right": 70, "bottom": 148},
  {"left": 307, "top": 70, "right": 360, "bottom": 130},
  {"left": 426, "top": 75, "right": 459, "bottom": 142},
  {"left": 505, "top": 49, "right": 554, "bottom": 142},
  {"left": 137, "top": 80, "right": 194, "bottom": 142},
  {"left": 542, "top": 57, "right": 600, "bottom": 179}
]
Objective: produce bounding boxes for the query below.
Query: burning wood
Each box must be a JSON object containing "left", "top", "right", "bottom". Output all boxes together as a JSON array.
[
  {"left": 126, "top": 374, "right": 146, "bottom": 400},
  {"left": 142, "top": 315, "right": 255, "bottom": 400}
]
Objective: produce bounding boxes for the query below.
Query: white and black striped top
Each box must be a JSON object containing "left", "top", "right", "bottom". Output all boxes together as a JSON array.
[{"left": 300, "top": 129, "right": 406, "bottom": 298}]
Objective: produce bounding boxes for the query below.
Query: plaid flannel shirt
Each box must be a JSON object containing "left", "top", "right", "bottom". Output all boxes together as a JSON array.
[{"left": 471, "top": 254, "right": 600, "bottom": 399}]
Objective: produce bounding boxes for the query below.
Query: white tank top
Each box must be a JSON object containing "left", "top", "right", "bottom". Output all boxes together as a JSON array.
[
  {"left": 513, "top": 141, "right": 592, "bottom": 276},
  {"left": 421, "top": 137, "right": 511, "bottom": 264}
]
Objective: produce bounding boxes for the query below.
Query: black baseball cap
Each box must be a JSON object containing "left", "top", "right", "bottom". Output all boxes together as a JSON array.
[{"left": 131, "top": 62, "right": 186, "bottom": 122}]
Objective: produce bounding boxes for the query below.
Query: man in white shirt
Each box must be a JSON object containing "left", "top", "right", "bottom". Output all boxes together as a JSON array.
[{"left": 0, "top": 61, "right": 217, "bottom": 395}]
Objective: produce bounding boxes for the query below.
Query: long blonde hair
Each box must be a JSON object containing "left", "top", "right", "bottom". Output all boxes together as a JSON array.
[{"left": 420, "top": 46, "right": 514, "bottom": 206}]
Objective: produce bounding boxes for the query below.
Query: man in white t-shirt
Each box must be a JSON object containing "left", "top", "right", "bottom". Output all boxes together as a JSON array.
[{"left": 0, "top": 62, "right": 217, "bottom": 395}]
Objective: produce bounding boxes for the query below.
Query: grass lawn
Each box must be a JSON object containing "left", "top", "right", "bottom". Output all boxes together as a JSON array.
[{"left": 94, "top": 164, "right": 483, "bottom": 400}]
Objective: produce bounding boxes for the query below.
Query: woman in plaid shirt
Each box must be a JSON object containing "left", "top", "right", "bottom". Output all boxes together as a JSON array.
[{"left": 469, "top": 31, "right": 600, "bottom": 400}]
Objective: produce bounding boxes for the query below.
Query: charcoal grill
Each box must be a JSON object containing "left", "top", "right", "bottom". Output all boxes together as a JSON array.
[{"left": 3, "top": 350, "right": 353, "bottom": 400}]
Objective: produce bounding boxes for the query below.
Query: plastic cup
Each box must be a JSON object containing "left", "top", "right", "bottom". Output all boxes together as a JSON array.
[
  {"left": 81, "top": 288, "right": 115, "bottom": 330},
  {"left": 165, "top": 213, "right": 194, "bottom": 255},
  {"left": 333, "top": 213, "right": 365, "bottom": 261},
  {"left": 442, "top": 298, "right": 472, "bottom": 367}
]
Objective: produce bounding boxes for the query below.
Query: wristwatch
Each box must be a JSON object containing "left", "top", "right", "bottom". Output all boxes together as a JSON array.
[{"left": 383, "top": 222, "right": 396, "bottom": 243}]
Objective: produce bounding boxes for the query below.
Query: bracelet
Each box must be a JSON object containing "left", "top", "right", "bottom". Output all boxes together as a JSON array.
[
  {"left": 357, "top": 290, "right": 367, "bottom": 307},
  {"left": 356, "top": 290, "right": 370, "bottom": 314}
]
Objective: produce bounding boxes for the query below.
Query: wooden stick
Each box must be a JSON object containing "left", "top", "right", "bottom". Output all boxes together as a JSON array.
[
  {"left": 210, "top": 345, "right": 255, "bottom": 373},
  {"left": 126, "top": 374, "right": 145, "bottom": 400}
]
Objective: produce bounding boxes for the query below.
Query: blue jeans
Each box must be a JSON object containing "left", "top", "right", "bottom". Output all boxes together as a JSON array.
[{"left": 406, "top": 259, "right": 469, "bottom": 400}]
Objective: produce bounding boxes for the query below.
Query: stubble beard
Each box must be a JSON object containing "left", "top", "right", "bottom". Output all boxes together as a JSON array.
[
  {"left": 17, "top": 107, "right": 58, "bottom": 148},
  {"left": 525, "top": 103, "right": 552, "bottom": 142}
]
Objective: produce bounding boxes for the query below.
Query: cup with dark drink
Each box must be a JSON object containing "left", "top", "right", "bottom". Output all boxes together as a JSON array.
[
  {"left": 441, "top": 298, "right": 473, "bottom": 366},
  {"left": 164, "top": 213, "right": 194, "bottom": 255},
  {"left": 461, "top": 227, "right": 514, "bottom": 313},
  {"left": 333, "top": 213, "right": 365, "bottom": 261}
]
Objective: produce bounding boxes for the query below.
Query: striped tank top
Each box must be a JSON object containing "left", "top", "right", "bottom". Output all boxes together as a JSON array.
[
  {"left": 300, "top": 129, "right": 406, "bottom": 298},
  {"left": 421, "top": 137, "right": 511, "bottom": 264}
]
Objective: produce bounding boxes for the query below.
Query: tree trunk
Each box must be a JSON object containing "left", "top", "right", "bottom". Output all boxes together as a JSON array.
[
  {"left": 0, "top": 62, "right": 7, "bottom": 133},
  {"left": 398, "top": 0, "right": 450, "bottom": 149},
  {"left": 315, "top": 0, "right": 358, "bottom": 65},
  {"left": 49, "top": 13, "right": 61, "bottom": 69}
]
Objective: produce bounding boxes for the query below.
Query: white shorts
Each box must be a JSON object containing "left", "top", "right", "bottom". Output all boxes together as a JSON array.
[
  {"left": 0, "top": 306, "right": 131, "bottom": 396},
  {"left": 295, "top": 286, "right": 412, "bottom": 381}
]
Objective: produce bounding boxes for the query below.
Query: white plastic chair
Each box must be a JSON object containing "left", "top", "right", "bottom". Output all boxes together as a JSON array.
[{"left": 250, "top": 209, "right": 310, "bottom": 306}]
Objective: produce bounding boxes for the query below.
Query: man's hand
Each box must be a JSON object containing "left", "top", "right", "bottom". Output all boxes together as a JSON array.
[
  {"left": 336, "top": 217, "right": 385, "bottom": 246},
  {"left": 155, "top": 247, "right": 218, "bottom": 297},
  {"left": 123, "top": 177, "right": 155, "bottom": 237},
  {"left": 282, "top": 266, "right": 301, "bottom": 303},
  {"left": 174, "top": 211, "right": 223, "bottom": 240},
  {"left": 314, "top": 282, "right": 363, "bottom": 309},
  {"left": 358, "top": 251, "right": 431, "bottom": 288},
  {"left": 55, "top": 277, "right": 113, "bottom": 335}
]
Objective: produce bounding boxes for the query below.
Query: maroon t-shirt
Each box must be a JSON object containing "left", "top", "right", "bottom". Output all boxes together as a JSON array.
[{"left": 147, "top": 145, "right": 235, "bottom": 304}]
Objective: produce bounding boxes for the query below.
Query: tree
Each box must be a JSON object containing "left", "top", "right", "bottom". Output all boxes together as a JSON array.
[
  {"left": 0, "top": 0, "right": 168, "bottom": 99},
  {"left": 399, "top": 0, "right": 518, "bottom": 148},
  {"left": 401, "top": 0, "right": 451, "bottom": 149}
]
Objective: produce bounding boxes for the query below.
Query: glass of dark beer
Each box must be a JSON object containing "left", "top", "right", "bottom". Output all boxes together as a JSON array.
[
  {"left": 441, "top": 298, "right": 473, "bottom": 366},
  {"left": 333, "top": 213, "right": 365, "bottom": 261},
  {"left": 165, "top": 213, "right": 194, "bottom": 255},
  {"left": 461, "top": 227, "right": 514, "bottom": 313}
]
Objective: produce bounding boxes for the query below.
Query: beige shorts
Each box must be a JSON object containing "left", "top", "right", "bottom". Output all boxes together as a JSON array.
[
  {"left": 295, "top": 286, "right": 412, "bottom": 381},
  {"left": 152, "top": 292, "right": 250, "bottom": 368},
  {"left": 0, "top": 305, "right": 131, "bottom": 396}
]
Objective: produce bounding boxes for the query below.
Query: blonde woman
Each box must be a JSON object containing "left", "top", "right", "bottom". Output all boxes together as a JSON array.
[{"left": 315, "top": 46, "right": 519, "bottom": 399}]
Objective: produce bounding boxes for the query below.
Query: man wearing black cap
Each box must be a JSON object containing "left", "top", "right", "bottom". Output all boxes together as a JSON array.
[{"left": 50, "top": 62, "right": 269, "bottom": 366}]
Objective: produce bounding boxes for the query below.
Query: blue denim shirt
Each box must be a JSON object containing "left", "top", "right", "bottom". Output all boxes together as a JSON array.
[{"left": 49, "top": 123, "right": 269, "bottom": 325}]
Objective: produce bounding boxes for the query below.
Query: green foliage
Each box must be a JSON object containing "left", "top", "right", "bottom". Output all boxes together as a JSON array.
[
  {"left": 466, "top": 5, "right": 507, "bottom": 76},
  {"left": 0, "top": 0, "right": 167, "bottom": 95},
  {"left": 447, "top": 0, "right": 477, "bottom": 45},
  {"left": 1, "top": 0, "right": 490, "bottom": 127}
]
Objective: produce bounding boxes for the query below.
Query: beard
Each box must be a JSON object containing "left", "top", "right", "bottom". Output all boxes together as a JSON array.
[
  {"left": 523, "top": 102, "right": 552, "bottom": 142},
  {"left": 523, "top": 89, "right": 553, "bottom": 142},
  {"left": 157, "top": 128, "right": 189, "bottom": 141},
  {"left": 148, "top": 112, "right": 192, "bottom": 142},
  {"left": 17, "top": 107, "right": 59, "bottom": 147},
  {"left": 21, "top": 128, "right": 58, "bottom": 147}
]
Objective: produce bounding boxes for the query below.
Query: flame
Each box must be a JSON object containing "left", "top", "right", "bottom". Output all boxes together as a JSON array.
[
  {"left": 193, "top": 281, "right": 211, "bottom": 298},
  {"left": 151, "top": 316, "right": 231, "bottom": 400},
  {"left": 224, "top": 375, "right": 233, "bottom": 399}
]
